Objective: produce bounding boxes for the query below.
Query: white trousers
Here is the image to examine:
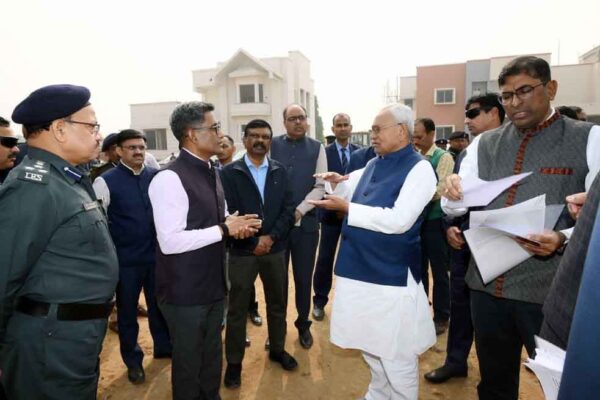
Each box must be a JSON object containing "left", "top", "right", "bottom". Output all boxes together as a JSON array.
[{"left": 362, "top": 352, "right": 418, "bottom": 400}]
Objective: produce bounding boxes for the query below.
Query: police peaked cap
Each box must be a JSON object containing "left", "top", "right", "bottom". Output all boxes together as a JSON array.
[
  {"left": 12, "top": 84, "right": 91, "bottom": 126},
  {"left": 449, "top": 131, "right": 469, "bottom": 140},
  {"left": 101, "top": 133, "right": 119, "bottom": 152}
]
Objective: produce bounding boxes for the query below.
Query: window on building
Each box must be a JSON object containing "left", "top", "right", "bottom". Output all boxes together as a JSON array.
[
  {"left": 306, "top": 92, "right": 311, "bottom": 116},
  {"left": 144, "top": 129, "right": 168, "bottom": 150},
  {"left": 300, "top": 89, "right": 305, "bottom": 106},
  {"left": 403, "top": 98, "right": 414, "bottom": 108},
  {"left": 472, "top": 81, "right": 488, "bottom": 96},
  {"left": 240, "top": 124, "right": 247, "bottom": 138},
  {"left": 435, "top": 125, "right": 454, "bottom": 139},
  {"left": 434, "top": 88, "right": 455, "bottom": 104},
  {"left": 258, "top": 84, "right": 264, "bottom": 103},
  {"left": 239, "top": 84, "right": 255, "bottom": 103}
]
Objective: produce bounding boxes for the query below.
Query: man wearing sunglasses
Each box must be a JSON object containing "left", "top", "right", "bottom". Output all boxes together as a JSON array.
[
  {"left": 0, "top": 84, "right": 118, "bottom": 399},
  {"left": 442, "top": 56, "right": 600, "bottom": 400},
  {"left": 425, "top": 93, "right": 504, "bottom": 384},
  {"left": 0, "top": 117, "right": 20, "bottom": 183},
  {"left": 93, "top": 129, "right": 172, "bottom": 385}
]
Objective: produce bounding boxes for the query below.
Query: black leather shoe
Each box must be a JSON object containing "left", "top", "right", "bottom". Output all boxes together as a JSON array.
[
  {"left": 224, "top": 363, "right": 241, "bottom": 388},
  {"left": 154, "top": 351, "right": 172, "bottom": 359},
  {"left": 264, "top": 338, "right": 270, "bottom": 350},
  {"left": 312, "top": 306, "right": 325, "bottom": 321},
  {"left": 245, "top": 336, "right": 251, "bottom": 347},
  {"left": 248, "top": 310, "right": 262, "bottom": 326},
  {"left": 269, "top": 350, "right": 298, "bottom": 371},
  {"left": 299, "top": 329, "right": 313, "bottom": 349},
  {"left": 424, "top": 365, "right": 467, "bottom": 383},
  {"left": 127, "top": 365, "right": 145, "bottom": 385}
]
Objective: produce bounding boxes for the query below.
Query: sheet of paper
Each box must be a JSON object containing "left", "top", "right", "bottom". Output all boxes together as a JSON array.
[
  {"left": 523, "top": 336, "right": 566, "bottom": 400},
  {"left": 445, "top": 172, "right": 532, "bottom": 209},
  {"left": 464, "top": 195, "right": 565, "bottom": 283}
]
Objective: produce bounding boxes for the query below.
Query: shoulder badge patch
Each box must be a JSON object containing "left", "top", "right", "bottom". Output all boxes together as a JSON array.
[{"left": 18, "top": 160, "right": 50, "bottom": 184}]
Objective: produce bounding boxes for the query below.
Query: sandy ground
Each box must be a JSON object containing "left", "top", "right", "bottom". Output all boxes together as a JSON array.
[{"left": 97, "top": 275, "right": 544, "bottom": 400}]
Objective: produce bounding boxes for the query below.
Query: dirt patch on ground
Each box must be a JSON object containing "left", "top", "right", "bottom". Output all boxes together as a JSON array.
[{"left": 98, "top": 275, "right": 544, "bottom": 399}]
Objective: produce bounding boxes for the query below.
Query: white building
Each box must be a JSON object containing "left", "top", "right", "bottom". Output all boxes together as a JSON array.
[
  {"left": 192, "top": 48, "right": 316, "bottom": 141},
  {"left": 130, "top": 49, "right": 316, "bottom": 160}
]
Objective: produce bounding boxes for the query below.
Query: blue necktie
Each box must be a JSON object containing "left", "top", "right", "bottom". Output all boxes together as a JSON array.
[{"left": 341, "top": 147, "right": 348, "bottom": 171}]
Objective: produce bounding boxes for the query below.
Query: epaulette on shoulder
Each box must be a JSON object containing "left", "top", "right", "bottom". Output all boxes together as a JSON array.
[{"left": 17, "top": 159, "right": 50, "bottom": 185}]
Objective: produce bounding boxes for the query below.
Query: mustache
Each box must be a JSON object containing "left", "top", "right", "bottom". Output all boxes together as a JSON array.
[{"left": 253, "top": 144, "right": 266, "bottom": 149}]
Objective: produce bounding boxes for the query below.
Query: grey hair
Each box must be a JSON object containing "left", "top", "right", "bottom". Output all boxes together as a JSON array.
[{"left": 383, "top": 104, "right": 414, "bottom": 139}]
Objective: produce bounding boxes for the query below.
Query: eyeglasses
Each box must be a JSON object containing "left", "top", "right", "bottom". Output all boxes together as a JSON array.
[
  {"left": 65, "top": 119, "right": 101, "bottom": 134},
  {"left": 192, "top": 121, "right": 221, "bottom": 135},
  {"left": 465, "top": 107, "right": 483, "bottom": 120},
  {"left": 0, "top": 136, "right": 19, "bottom": 148},
  {"left": 121, "top": 144, "right": 146, "bottom": 151},
  {"left": 286, "top": 115, "right": 307, "bottom": 123},
  {"left": 499, "top": 82, "right": 547, "bottom": 105},
  {"left": 370, "top": 123, "right": 402, "bottom": 135}
]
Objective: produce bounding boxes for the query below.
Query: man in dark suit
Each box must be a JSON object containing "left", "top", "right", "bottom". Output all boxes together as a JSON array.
[
  {"left": 220, "top": 119, "right": 298, "bottom": 388},
  {"left": 312, "top": 113, "right": 360, "bottom": 320}
]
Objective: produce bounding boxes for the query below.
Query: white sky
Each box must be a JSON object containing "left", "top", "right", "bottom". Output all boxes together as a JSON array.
[{"left": 1, "top": 0, "right": 599, "bottom": 134}]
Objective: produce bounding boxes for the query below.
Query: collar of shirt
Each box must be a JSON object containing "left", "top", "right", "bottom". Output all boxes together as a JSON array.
[
  {"left": 420, "top": 144, "right": 438, "bottom": 158},
  {"left": 119, "top": 160, "right": 145, "bottom": 176},
  {"left": 335, "top": 141, "right": 349, "bottom": 152},
  {"left": 244, "top": 154, "right": 269, "bottom": 171},
  {"left": 27, "top": 146, "right": 84, "bottom": 184},
  {"left": 378, "top": 144, "right": 415, "bottom": 161},
  {"left": 182, "top": 148, "right": 211, "bottom": 168}
]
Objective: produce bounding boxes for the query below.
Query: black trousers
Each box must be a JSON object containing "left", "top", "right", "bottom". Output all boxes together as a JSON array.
[
  {"left": 313, "top": 222, "right": 342, "bottom": 308},
  {"left": 421, "top": 218, "right": 450, "bottom": 323},
  {"left": 116, "top": 264, "right": 171, "bottom": 368},
  {"left": 471, "top": 290, "right": 543, "bottom": 400},
  {"left": 159, "top": 300, "right": 224, "bottom": 400},
  {"left": 284, "top": 227, "right": 319, "bottom": 331},
  {"left": 226, "top": 252, "right": 287, "bottom": 363},
  {"left": 444, "top": 247, "right": 473, "bottom": 372}
]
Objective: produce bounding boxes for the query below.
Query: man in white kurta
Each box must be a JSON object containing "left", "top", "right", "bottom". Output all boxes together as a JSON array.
[{"left": 311, "top": 104, "right": 437, "bottom": 400}]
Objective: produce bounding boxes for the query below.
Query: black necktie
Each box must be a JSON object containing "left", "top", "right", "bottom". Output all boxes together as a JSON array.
[{"left": 341, "top": 147, "right": 348, "bottom": 170}]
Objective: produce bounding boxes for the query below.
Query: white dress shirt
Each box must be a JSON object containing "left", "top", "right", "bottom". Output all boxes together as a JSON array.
[{"left": 148, "top": 149, "right": 226, "bottom": 255}]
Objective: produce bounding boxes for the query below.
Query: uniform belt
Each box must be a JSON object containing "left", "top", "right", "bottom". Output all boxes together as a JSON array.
[{"left": 16, "top": 297, "right": 115, "bottom": 321}]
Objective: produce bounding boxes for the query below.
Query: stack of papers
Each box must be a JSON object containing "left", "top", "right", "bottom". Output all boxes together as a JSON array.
[
  {"left": 524, "top": 336, "right": 566, "bottom": 400},
  {"left": 445, "top": 172, "right": 532, "bottom": 209},
  {"left": 463, "top": 195, "right": 564, "bottom": 284}
]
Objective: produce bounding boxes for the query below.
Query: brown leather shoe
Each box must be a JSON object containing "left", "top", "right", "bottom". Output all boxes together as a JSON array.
[{"left": 137, "top": 305, "right": 148, "bottom": 318}]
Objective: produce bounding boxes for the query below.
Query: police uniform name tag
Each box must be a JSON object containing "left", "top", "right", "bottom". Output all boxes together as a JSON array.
[
  {"left": 18, "top": 162, "right": 49, "bottom": 184},
  {"left": 83, "top": 201, "right": 100, "bottom": 211}
]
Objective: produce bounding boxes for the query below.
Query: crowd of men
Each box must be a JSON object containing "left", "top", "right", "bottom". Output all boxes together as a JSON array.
[{"left": 0, "top": 54, "right": 600, "bottom": 400}]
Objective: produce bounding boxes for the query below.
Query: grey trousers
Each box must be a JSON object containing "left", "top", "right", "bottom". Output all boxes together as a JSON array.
[
  {"left": 225, "top": 251, "right": 287, "bottom": 363},
  {"left": 159, "top": 300, "right": 224, "bottom": 400},
  {"left": 0, "top": 309, "right": 106, "bottom": 400}
]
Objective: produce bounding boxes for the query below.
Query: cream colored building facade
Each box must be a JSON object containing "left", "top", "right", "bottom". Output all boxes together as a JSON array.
[{"left": 130, "top": 49, "right": 316, "bottom": 160}]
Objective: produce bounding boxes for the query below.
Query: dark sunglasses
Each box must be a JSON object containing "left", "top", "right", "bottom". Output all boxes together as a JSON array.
[
  {"left": 0, "top": 136, "right": 18, "bottom": 148},
  {"left": 465, "top": 107, "right": 483, "bottom": 119}
]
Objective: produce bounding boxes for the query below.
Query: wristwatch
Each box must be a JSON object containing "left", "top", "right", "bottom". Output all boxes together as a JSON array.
[{"left": 556, "top": 231, "right": 568, "bottom": 255}]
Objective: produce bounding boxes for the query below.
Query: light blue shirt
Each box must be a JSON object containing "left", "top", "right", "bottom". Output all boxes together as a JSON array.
[
  {"left": 335, "top": 141, "right": 351, "bottom": 165},
  {"left": 244, "top": 154, "right": 269, "bottom": 202}
]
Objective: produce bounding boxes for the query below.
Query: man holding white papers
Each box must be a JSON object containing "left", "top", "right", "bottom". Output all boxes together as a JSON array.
[
  {"left": 310, "top": 104, "right": 436, "bottom": 400},
  {"left": 442, "top": 56, "right": 600, "bottom": 400}
]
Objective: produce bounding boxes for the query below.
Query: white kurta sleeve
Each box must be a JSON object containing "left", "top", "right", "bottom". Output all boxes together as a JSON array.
[
  {"left": 347, "top": 160, "right": 437, "bottom": 234},
  {"left": 92, "top": 176, "right": 111, "bottom": 211},
  {"left": 149, "top": 170, "right": 223, "bottom": 255}
]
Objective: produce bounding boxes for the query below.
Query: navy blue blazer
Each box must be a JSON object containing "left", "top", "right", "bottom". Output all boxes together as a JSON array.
[{"left": 319, "top": 142, "right": 360, "bottom": 225}]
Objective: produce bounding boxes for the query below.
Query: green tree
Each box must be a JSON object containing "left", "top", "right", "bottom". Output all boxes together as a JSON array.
[{"left": 314, "top": 96, "right": 324, "bottom": 143}]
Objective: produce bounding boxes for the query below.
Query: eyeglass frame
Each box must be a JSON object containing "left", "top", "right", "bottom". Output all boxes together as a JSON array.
[
  {"left": 498, "top": 82, "right": 547, "bottom": 105},
  {"left": 64, "top": 119, "right": 101, "bottom": 134},
  {"left": 370, "top": 122, "right": 403, "bottom": 135},
  {"left": 0, "top": 136, "right": 19, "bottom": 148},
  {"left": 191, "top": 121, "right": 221, "bottom": 135},
  {"left": 285, "top": 115, "right": 307, "bottom": 123}
]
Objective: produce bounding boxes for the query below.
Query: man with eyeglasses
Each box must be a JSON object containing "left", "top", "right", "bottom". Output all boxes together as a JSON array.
[
  {"left": 148, "top": 101, "right": 261, "bottom": 400},
  {"left": 270, "top": 104, "right": 327, "bottom": 350},
  {"left": 310, "top": 104, "right": 436, "bottom": 400},
  {"left": 0, "top": 84, "right": 118, "bottom": 399},
  {"left": 0, "top": 117, "right": 20, "bottom": 184},
  {"left": 425, "top": 92, "right": 504, "bottom": 385},
  {"left": 442, "top": 56, "right": 600, "bottom": 400},
  {"left": 93, "top": 129, "right": 171, "bottom": 385},
  {"left": 313, "top": 113, "right": 360, "bottom": 322}
]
